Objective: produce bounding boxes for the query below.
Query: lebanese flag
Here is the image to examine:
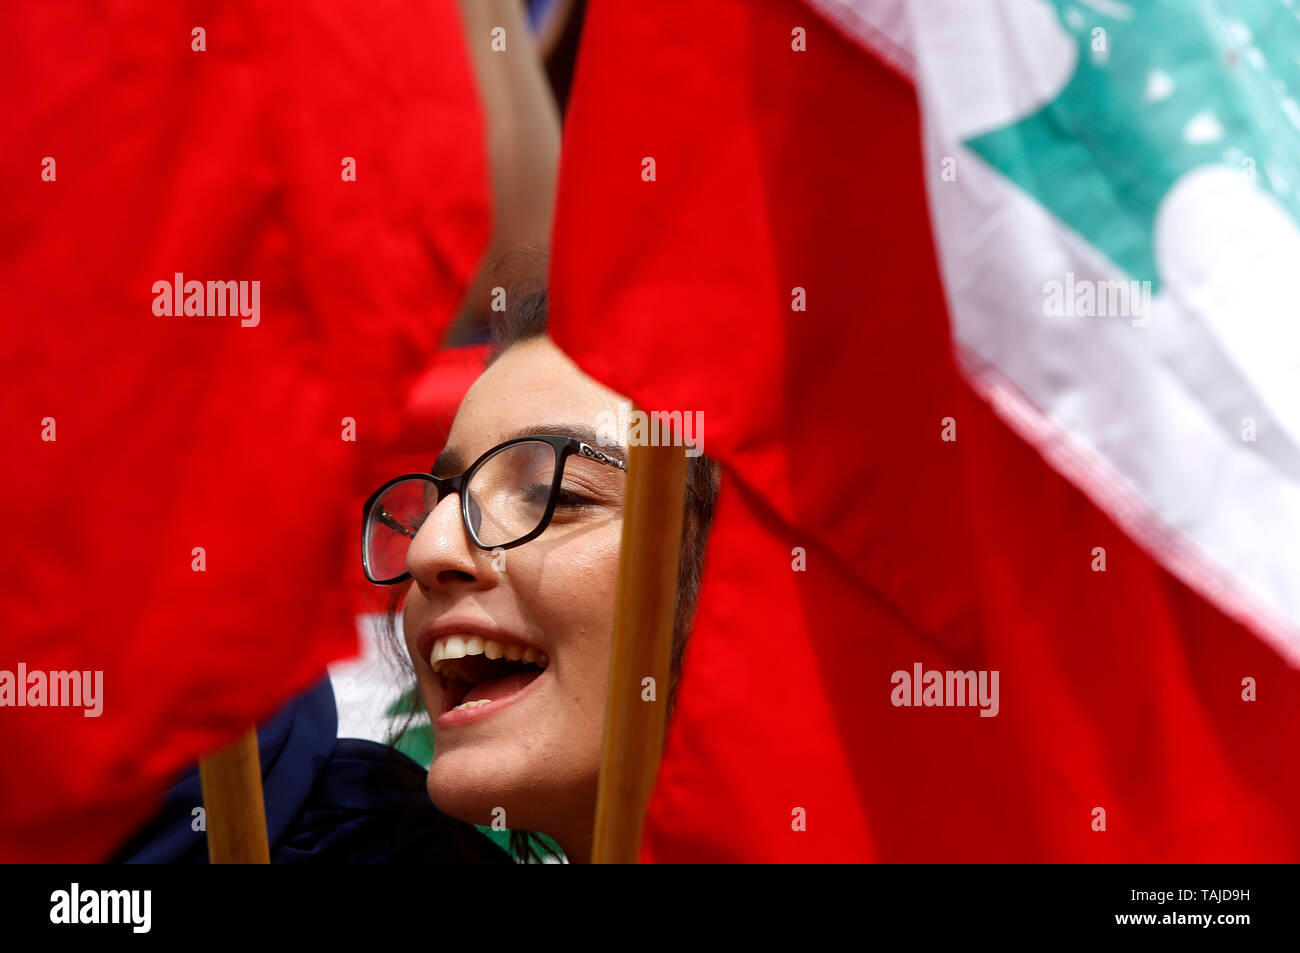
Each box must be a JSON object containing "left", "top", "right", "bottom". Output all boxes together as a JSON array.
[
  {"left": 549, "top": 0, "right": 1300, "bottom": 860},
  {"left": 0, "top": 2, "right": 487, "bottom": 861}
]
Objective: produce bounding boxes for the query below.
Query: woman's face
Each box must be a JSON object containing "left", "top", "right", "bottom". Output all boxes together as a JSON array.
[{"left": 402, "top": 335, "right": 628, "bottom": 862}]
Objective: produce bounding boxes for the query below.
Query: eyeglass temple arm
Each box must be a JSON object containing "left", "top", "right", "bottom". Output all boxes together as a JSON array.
[
  {"left": 375, "top": 509, "right": 418, "bottom": 539},
  {"left": 578, "top": 442, "right": 627, "bottom": 470}
]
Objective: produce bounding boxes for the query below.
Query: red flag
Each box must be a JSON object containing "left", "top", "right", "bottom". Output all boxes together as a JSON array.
[
  {"left": 549, "top": 0, "right": 1300, "bottom": 860},
  {"left": 0, "top": 2, "right": 488, "bottom": 861},
  {"left": 349, "top": 343, "right": 490, "bottom": 617}
]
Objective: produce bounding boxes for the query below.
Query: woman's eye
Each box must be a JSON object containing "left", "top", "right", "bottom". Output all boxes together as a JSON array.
[
  {"left": 554, "top": 489, "right": 596, "bottom": 509},
  {"left": 521, "top": 483, "right": 597, "bottom": 509},
  {"left": 522, "top": 483, "right": 552, "bottom": 506}
]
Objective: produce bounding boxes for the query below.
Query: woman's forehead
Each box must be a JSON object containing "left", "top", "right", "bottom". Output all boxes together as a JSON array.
[{"left": 447, "top": 337, "right": 629, "bottom": 458}]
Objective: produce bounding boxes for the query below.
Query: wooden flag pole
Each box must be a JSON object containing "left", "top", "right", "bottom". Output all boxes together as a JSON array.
[
  {"left": 198, "top": 727, "right": 270, "bottom": 864},
  {"left": 592, "top": 439, "right": 689, "bottom": 863}
]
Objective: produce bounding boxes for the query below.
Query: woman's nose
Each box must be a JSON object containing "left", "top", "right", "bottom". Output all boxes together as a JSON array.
[{"left": 406, "top": 491, "right": 493, "bottom": 593}]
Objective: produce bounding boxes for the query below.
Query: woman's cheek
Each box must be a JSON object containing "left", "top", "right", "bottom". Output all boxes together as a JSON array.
[
  {"left": 401, "top": 587, "right": 424, "bottom": 660},
  {"left": 559, "top": 521, "right": 623, "bottom": 620},
  {"left": 401, "top": 590, "right": 442, "bottom": 712},
  {"left": 571, "top": 523, "right": 624, "bottom": 665}
]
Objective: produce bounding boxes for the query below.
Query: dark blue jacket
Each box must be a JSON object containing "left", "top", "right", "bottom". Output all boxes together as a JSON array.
[{"left": 111, "top": 678, "right": 510, "bottom": 864}]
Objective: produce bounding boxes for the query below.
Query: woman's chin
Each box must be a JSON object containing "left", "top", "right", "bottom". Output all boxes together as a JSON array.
[
  {"left": 428, "top": 753, "right": 530, "bottom": 830},
  {"left": 427, "top": 751, "right": 594, "bottom": 846}
]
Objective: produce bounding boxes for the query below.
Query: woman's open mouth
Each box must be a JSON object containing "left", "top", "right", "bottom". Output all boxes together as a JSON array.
[{"left": 430, "top": 636, "right": 550, "bottom": 726}]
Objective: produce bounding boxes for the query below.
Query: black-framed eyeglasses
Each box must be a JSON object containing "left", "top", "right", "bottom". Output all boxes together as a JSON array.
[{"left": 362, "top": 434, "right": 627, "bottom": 585}]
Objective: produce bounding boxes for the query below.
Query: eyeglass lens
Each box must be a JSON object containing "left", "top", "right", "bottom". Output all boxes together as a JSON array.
[{"left": 364, "top": 439, "right": 559, "bottom": 581}]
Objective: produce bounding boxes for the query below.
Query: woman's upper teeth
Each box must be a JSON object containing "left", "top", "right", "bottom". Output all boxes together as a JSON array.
[{"left": 430, "top": 634, "right": 547, "bottom": 671}]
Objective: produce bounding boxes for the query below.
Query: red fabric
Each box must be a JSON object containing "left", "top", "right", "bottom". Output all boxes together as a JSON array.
[
  {"left": 397, "top": 345, "right": 491, "bottom": 458},
  {"left": 0, "top": 2, "right": 488, "bottom": 861},
  {"left": 550, "top": 0, "right": 1300, "bottom": 860},
  {"left": 351, "top": 343, "right": 490, "bottom": 616}
]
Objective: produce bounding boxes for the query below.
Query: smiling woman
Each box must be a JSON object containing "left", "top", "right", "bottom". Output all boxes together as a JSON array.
[{"left": 369, "top": 289, "right": 720, "bottom": 863}]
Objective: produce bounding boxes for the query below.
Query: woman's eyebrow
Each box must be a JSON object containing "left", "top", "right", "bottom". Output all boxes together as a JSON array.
[
  {"left": 431, "top": 446, "right": 464, "bottom": 477},
  {"left": 504, "top": 424, "right": 627, "bottom": 465},
  {"left": 434, "top": 424, "right": 627, "bottom": 476}
]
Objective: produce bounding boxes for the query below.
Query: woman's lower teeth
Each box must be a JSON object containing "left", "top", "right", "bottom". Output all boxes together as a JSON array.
[{"left": 451, "top": 699, "right": 492, "bottom": 712}]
